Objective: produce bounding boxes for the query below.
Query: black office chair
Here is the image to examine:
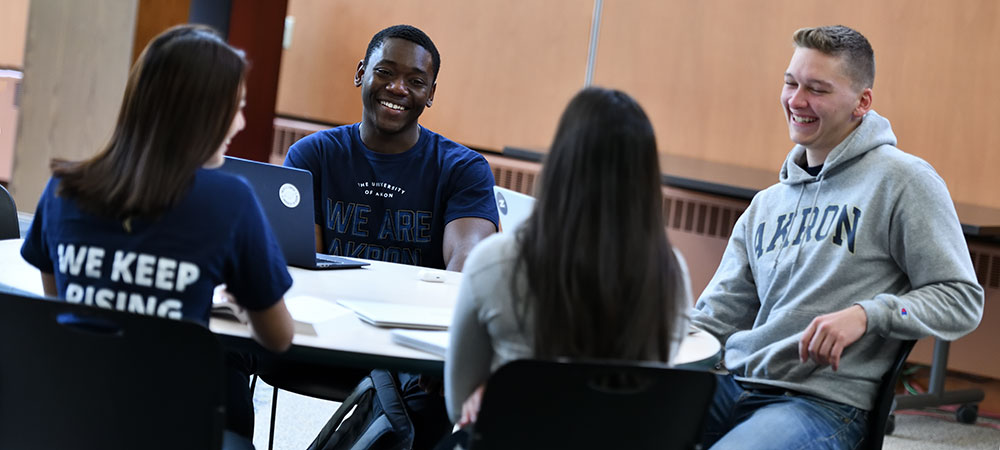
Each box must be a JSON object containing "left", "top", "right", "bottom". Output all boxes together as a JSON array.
[
  {"left": 467, "top": 359, "right": 716, "bottom": 450},
  {"left": 892, "top": 339, "right": 983, "bottom": 424},
  {"left": 0, "top": 291, "right": 227, "bottom": 450},
  {"left": 0, "top": 184, "right": 19, "bottom": 239},
  {"left": 865, "top": 340, "right": 916, "bottom": 450}
]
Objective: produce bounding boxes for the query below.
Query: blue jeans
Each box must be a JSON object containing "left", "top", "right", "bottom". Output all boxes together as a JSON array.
[{"left": 701, "top": 374, "right": 868, "bottom": 450}]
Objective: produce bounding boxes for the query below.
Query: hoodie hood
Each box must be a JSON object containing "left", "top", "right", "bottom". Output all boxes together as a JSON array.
[{"left": 779, "top": 110, "right": 897, "bottom": 186}]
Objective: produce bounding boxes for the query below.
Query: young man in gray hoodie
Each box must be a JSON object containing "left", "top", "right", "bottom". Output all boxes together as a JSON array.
[{"left": 691, "top": 25, "right": 984, "bottom": 449}]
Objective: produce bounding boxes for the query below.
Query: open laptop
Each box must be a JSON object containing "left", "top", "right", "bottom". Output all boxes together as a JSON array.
[
  {"left": 493, "top": 186, "right": 536, "bottom": 234},
  {"left": 219, "top": 156, "right": 369, "bottom": 270}
]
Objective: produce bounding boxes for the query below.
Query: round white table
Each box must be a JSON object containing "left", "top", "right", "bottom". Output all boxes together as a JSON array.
[{"left": 0, "top": 237, "right": 721, "bottom": 372}]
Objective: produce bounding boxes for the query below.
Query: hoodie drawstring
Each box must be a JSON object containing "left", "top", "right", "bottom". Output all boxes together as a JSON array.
[
  {"left": 771, "top": 182, "right": 807, "bottom": 272},
  {"left": 787, "top": 176, "right": 824, "bottom": 278}
]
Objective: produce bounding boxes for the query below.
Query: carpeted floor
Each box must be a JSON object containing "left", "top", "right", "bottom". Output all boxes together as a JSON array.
[
  {"left": 251, "top": 380, "right": 340, "bottom": 450},
  {"left": 884, "top": 412, "right": 1000, "bottom": 450}
]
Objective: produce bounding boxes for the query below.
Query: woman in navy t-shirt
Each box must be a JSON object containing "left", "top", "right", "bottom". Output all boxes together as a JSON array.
[{"left": 20, "top": 25, "right": 295, "bottom": 438}]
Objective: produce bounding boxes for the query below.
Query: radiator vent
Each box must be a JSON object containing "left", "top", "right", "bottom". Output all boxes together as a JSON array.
[
  {"left": 663, "top": 196, "right": 743, "bottom": 240},
  {"left": 482, "top": 153, "right": 541, "bottom": 196},
  {"left": 271, "top": 118, "right": 327, "bottom": 163},
  {"left": 482, "top": 153, "right": 745, "bottom": 241},
  {"left": 494, "top": 168, "right": 537, "bottom": 195},
  {"left": 969, "top": 243, "right": 1000, "bottom": 291}
]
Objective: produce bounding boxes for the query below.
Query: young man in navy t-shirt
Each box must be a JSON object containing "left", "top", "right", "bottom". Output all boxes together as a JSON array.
[
  {"left": 284, "top": 24, "right": 498, "bottom": 449},
  {"left": 285, "top": 25, "right": 498, "bottom": 272}
]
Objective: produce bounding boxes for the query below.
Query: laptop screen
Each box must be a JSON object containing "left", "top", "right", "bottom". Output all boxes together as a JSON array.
[
  {"left": 493, "top": 186, "right": 535, "bottom": 234},
  {"left": 217, "top": 156, "right": 317, "bottom": 267}
]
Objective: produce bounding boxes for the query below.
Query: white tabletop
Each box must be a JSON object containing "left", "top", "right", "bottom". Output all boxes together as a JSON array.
[{"left": 0, "top": 238, "right": 720, "bottom": 371}]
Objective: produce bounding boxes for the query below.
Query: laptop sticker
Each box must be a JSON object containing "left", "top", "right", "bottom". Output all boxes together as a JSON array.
[{"left": 279, "top": 183, "right": 300, "bottom": 208}]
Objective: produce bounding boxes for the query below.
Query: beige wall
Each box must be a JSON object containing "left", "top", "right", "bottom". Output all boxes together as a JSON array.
[
  {"left": 275, "top": 0, "right": 1000, "bottom": 209},
  {"left": 275, "top": 0, "right": 593, "bottom": 155},
  {"left": 0, "top": 72, "right": 20, "bottom": 182},
  {"left": 8, "top": 1, "right": 1000, "bottom": 209},
  {"left": 0, "top": 0, "right": 30, "bottom": 182},
  {"left": 593, "top": 0, "right": 1000, "bottom": 210},
  {"left": 0, "top": 0, "right": 30, "bottom": 68},
  {"left": 9, "top": 0, "right": 138, "bottom": 212}
]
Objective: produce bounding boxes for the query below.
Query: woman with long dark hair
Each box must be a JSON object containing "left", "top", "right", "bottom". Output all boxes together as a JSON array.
[
  {"left": 444, "top": 87, "right": 691, "bottom": 426},
  {"left": 20, "top": 25, "right": 294, "bottom": 437}
]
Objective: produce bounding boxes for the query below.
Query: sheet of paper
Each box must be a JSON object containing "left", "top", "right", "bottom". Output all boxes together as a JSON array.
[
  {"left": 391, "top": 329, "right": 450, "bottom": 357},
  {"left": 285, "top": 295, "right": 351, "bottom": 324}
]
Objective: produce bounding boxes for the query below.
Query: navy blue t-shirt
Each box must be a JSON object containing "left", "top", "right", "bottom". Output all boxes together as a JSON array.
[
  {"left": 284, "top": 123, "right": 499, "bottom": 269},
  {"left": 20, "top": 169, "right": 293, "bottom": 325}
]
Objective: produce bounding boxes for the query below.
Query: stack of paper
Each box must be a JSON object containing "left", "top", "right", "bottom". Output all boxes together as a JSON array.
[
  {"left": 337, "top": 299, "right": 452, "bottom": 330},
  {"left": 390, "top": 329, "right": 450, "bottom": 357}
]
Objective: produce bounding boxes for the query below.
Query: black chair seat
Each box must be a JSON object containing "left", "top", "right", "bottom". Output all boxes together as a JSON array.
[
  {"left": 257, "top": 358, "right": 369, "bottom": 401},
  {"left": 468, "top": 359, "right": 716, "bottom": 450}
]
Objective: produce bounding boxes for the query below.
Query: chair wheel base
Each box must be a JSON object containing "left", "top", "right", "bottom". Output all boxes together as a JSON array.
[{"left": 956, "top": 404, "right": 978, "bottom": 424}]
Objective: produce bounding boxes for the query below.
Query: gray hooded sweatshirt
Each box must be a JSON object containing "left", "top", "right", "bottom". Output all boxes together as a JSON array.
[{"left": 691, "top": 110, "right": 984, "bottom": 410}]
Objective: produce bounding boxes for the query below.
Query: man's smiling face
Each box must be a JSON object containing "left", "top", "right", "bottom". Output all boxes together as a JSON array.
[
  {"left": 356, "top": 37, "right": 436, "bottom": 138},
  {"left": 781, "top": 47, "right": 869, "bottom": 157}
]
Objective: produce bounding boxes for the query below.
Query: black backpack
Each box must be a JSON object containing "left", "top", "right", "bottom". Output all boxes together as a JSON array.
[{"left": 308, "top": 370, "right": 415, "bottom": 450}]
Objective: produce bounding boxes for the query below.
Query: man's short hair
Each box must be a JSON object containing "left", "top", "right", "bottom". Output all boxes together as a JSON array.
[
  {"left": 364, "top": 24, "right": 441, "bottom": 80},
  {"left": 793, "top": 25, "right": 875, "bottom": 90}
]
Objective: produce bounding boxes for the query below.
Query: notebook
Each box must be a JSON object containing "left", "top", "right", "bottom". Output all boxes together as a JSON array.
[
  {"left": 493, "top": 186, "right": 535, "bottom": 234},
  {"left": 218, "top": 156, "right": 370, "bottom": 270},
  {"left": 390, "top": 329, "right": 449, "bottom": 357},
  {"left": 337, "top": 299, "right": 452, "bottom": 330}
]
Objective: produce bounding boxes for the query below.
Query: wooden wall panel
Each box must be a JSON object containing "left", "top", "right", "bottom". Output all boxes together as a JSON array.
[
  {"left": 594, "top": 0, "right": 1000, "bottom": 208},
  {"left": 276, "top": 0, "right": 593, "bottom": 153},
  {"left": 226, "top": 0, "right": 288, "bottom": 162},
  {"left": 0, "top": 0, "right": 30, "bottom": 68},
  {"left": 275, "top": 1, "right": 1000, "bottom": 208},
  {"left": 132, "top": 0, "right": 191, "bottom": 64}
]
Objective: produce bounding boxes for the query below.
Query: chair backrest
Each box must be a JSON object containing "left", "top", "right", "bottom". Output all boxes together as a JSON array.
[
  {"left": 0, "top": 184, "right": 18, "bottom": 239},
  {"left": 0, "top": 291, "right": 226, "bottom": 450},
  {"left": 866, "top": 340, "right": 916, "bottom": 450},
  {"left": 492, "top": 186, "right": 535, "bottom": 234},
  {"left": 469, "top": 359, "right": 716, "bottom": 450}
]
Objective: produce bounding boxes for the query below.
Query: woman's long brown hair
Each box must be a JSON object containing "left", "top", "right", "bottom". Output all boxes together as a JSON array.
[
  {"left": 51, "top": 25, "right": 246, "bottom": 221},
  {"left": 515, "top": 87, "right": 681, "bottom": 362}
]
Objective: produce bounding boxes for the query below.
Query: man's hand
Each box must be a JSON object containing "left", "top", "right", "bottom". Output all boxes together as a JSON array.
[
  {"left": 458, "top": 384, "right": 485, "bottom": 428},
  {"left": 798, "top": 304, "right": 868, "bottom": 371}
]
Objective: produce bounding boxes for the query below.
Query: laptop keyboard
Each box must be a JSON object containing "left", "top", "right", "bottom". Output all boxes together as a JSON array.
[{"left": 310, "top": 253, "right": 369, "bottom": 270}]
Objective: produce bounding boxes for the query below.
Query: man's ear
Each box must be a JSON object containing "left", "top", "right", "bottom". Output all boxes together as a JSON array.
[
  {"left": 426, "top": 81, "right": 437, "bottom": 108},
  {"left": 854, "top": 88, "right": 873, "bottom": 117},
  {"left": 354, "top": 60, "right": 365, "bottom": 87}
]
